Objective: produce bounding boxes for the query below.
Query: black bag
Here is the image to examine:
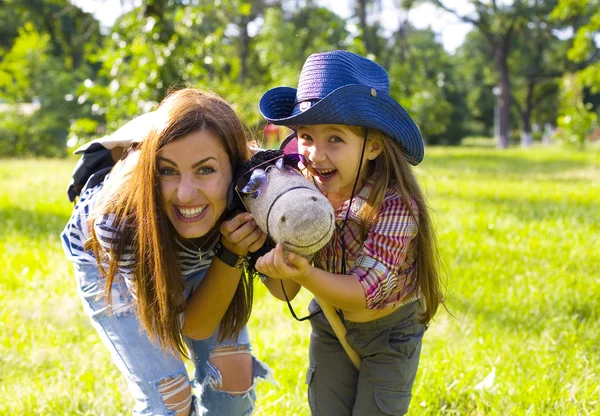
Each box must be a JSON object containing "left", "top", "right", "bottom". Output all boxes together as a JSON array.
[{"left": 67, "top": 142, "right": 116, "bottom": 203}]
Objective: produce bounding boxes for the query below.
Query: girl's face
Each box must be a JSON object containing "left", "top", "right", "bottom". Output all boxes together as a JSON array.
[
  {"left": 158, "top": 129, "right": 232, "bottom": 239},
  {"left": 297, "top": 124, "right": 381, "bottom": 203}
]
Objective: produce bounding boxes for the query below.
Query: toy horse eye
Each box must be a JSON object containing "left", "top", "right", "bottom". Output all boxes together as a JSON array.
[
  {"left": 239, "top": 169, "right": 267, "bottom": 198},
  {"left": 275, "top": 157, "right": 285, "bottom": 170}
]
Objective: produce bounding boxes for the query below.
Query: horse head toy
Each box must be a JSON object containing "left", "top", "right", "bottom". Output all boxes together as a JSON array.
[
  {"left": 229, "top": 149, "right": 362, "bottom": 370},
  {"left": 229, "top": 149, "right": 335, "bottom": 262}
]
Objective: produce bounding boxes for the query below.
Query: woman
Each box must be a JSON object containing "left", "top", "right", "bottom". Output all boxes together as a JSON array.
[{"left": 61, "top": 88, "right": 271, "bottom": 415}]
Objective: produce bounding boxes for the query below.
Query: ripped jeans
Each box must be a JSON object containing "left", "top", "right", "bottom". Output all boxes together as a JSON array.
[{"left": 74, "top": 263, "right": 273, "bottom": 416}]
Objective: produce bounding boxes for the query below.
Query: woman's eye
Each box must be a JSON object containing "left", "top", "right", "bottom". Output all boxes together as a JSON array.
[
  {"left": 159, "top": 167, "right": 176, "bottom": 176},
  {"left": 197, "top": 166, "right": 216, "bottom": 175},
  {"left": 299, "top": 134, "right": 312, "bottom": 142}
]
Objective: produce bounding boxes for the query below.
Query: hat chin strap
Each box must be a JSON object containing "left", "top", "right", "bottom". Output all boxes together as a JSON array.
[
  {"left": 280, "top": 128, "right": 368, "bottom": 322},
  {"left": 337, "top": 128, "right": 368, "bottom": 275}
]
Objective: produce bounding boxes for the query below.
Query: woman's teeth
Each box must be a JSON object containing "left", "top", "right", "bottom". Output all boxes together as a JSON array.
[{"left": 178, "top": 206, "right": 206, "bottom": 218}]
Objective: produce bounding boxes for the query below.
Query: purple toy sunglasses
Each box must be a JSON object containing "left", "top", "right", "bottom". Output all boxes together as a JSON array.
[{"left": 235, "top": 153, "right": 308, "bottom": 198}]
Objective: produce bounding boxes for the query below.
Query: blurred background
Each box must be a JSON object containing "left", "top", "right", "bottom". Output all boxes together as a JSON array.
[
  {"left": 1, "top": 1, "right": 599, "bottom": 415},
  {"left": 0, "top": 0, "right": 599, "bottom": 153}
]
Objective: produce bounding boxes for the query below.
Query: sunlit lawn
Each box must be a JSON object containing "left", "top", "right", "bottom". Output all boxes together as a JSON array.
[{"left": 1, "top": 143, "right": 599, "bottom": 415}]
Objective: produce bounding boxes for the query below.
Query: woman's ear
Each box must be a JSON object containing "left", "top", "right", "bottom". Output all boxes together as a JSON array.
[{"left": 367, "top": 137, "right": 383, "bottom": 160}]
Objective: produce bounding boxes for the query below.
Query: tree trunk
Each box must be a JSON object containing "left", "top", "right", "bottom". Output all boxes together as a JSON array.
[
  {"left": 239, "top": 17, "right": 250, "bottom": 83},
  {"left": 494, "top": 40, "right": 511, "bottom": 149},
  {"left": 520, "top": 114, "right": 532, "bottom": 147},
  {"left": 356, "top": 0, "right": 372, "bottom": 54},
  {"left": 520, "top": 81, "right": 535, "bottom": 148}
]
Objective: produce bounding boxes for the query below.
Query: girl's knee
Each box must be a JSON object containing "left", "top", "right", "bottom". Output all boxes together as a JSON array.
[{"left": 156, "top": 374, "right": 193, "bottom": 415}]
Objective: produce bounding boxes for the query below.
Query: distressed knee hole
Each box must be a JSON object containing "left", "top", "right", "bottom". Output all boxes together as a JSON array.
[
  {"left": 157, "top": 374, "right": 192, "bottom": 415},
  {"left": 209, "top": 346, "right": 253, "bottom": 396}
]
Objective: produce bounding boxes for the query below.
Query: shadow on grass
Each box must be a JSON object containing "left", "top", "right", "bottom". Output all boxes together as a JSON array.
[
  {"left": 423, "top": 151, "right": 596, "bottom": 177},
  {"left": 448, "top": 295, "right": 600, "bottom": 340},
  {"left": 0, "top": 205, "right": 70, "bottom": 240},
  {"left": 444, "top": 194, "right": 600, "bottom": 226},
  {"left": 462, "top": 194, "right": 598, "bottom": 224}
]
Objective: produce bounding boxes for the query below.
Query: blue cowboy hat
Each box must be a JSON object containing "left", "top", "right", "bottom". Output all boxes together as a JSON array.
[{"left": 259, "top": 50, "right": 424, "bottom": 165}]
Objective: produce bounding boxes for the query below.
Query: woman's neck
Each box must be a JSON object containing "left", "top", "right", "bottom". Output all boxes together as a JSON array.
[{"left": 180, "top": 225, "right": 220, "bottom": 249}]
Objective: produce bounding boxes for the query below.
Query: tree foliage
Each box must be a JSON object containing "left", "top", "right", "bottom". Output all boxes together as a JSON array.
[
  {"left": 0, "top": 0, "right": 598, "bottom": 156},
  {"left": 551, "top": 0, "right": 599, "bottom": 146},
  {"left": 552, "top": 0, "right": 600, "bottom": 91}
]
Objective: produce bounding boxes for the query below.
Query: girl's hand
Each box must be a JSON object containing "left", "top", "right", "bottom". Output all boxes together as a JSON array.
[
  {"left": 256, "top": 243, "right": 310, "bottom": 281},
  {"left": 220, "top": 213, "right": 267, "bottom": 256}
]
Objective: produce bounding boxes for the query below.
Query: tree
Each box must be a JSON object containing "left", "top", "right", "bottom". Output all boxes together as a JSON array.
[
  {"left": 430, "top": 0, "right": 535, "bottom": 148},
  {"left": 551, "top": 0, "right": 599, "bottom": 147},
  {"left": 509, "top": 0, "right": 568, "bottom": 146},
  {"left": 353, "top": 0, "right": 385, "bottom": 56},
  {"left": 254, "top": 5, "right": 351, "bottom": 87},
  {"left": 384, "top": 24, "right": 460, "bottom": 144},
  {"left": 9, "top": 0, "right": 102, "bottom": 69},
  {"left": 555, "top": 73, "right": 597, "bottom": 148},
  {"left": 551, "top": 0, "right": 600, "bottom": 92},
  {"left": 454, "top": 30, "right": 496, "bottom": 137},
  {"left": 0, "top": 23, "right": 92, "bottom": 156}
]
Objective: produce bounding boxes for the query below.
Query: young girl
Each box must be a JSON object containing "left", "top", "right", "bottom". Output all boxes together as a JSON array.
[{"left": 255, "top": 50, "right": 444, "bottom": 415}]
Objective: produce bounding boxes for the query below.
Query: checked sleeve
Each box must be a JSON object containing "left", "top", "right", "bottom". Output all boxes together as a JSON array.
[{"left": 348, "top": 193, "right": 419, "bottom": 309}]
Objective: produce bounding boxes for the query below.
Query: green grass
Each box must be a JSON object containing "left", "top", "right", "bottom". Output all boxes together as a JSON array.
[{"left": 1, "top": 145, "right": 599, "bottom": 415}]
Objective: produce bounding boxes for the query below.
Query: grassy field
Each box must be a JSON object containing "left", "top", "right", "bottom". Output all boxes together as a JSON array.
[{"left": 1, "top": 144, "right": 599, "bottom": 415}]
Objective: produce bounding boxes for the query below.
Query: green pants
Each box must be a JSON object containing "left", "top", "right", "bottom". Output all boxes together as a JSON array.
[{"left": 306, "top": 299, "right": 425, "bottom": 415}]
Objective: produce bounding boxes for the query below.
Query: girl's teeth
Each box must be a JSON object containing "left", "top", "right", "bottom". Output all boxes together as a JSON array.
[
  {"left": 317, "top": 169, "right": 336, "bottom": 176},
  {"left": 178, "top": 206, "right": 206, "bottom": 218}
]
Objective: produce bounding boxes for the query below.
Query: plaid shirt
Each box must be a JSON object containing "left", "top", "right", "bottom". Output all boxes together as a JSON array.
[{"left": 313, "top": 182, "right": 419, "bottom": 309}]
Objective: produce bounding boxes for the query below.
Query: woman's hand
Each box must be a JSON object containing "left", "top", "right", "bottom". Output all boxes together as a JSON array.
[
  {"left": 219, "top": 212, "right": 267, "bottom": 256},
  {"left": 256, "top": 243, "right": 310, "bottom": 281}
]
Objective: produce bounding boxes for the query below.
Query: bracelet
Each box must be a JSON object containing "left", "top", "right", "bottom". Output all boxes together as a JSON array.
[{"left": 213, "top": 241, "right": 248, "bottom": 269}]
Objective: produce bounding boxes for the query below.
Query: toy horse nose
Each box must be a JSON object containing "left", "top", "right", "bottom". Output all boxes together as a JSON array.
[{"left": 270, "top": 190, "right": 334, "bottom": 256}]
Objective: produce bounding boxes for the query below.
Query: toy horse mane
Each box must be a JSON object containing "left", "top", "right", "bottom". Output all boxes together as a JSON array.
[{"left": 229, "top": 149, "right": 282, "bottom": 267}]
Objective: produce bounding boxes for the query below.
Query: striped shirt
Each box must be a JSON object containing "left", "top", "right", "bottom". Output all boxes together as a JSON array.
[
  {"left": 313, "top": 182, "right": 419, "bottom": 309},
  {"left": 61, "top": 179, "right": 216, "bottom": 292}
]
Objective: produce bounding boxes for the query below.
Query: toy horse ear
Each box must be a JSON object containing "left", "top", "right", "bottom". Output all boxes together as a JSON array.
[{"left": 279, "top": 132, "right": 298, "bottom": 154}]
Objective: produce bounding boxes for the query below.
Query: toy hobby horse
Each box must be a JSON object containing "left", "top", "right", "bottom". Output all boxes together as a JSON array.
[{"left": 229, "top": 149, "right": 361, "bottom": 369}]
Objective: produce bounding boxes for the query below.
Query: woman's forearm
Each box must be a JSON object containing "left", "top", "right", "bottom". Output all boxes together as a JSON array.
[{"left": 181, "top": 258, "right": 243, "bottom": 339}]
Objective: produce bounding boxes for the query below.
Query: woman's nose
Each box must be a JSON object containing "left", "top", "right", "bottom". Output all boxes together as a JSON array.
[{"left": 177, "top": 175, "right": 199, "bottom": 203}]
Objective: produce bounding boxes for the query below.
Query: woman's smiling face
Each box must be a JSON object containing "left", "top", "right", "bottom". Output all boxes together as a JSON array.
[{"left": 158, "top": 129, "right": 232, "bottom": 239}]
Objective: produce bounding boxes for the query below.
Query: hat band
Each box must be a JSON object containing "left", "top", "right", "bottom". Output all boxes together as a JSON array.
[{"left": 291, "top": 99, "right": 321, "bottom": 117}]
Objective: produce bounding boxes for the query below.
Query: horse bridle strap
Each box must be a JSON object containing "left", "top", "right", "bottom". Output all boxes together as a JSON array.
[{"left": 265, "top": 184, "right": 324, "bottom": 322}]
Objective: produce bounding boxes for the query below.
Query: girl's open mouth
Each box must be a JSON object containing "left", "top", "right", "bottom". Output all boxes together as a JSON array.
[{"left": 314, "top": 168, "right": 337, "bottom": 179}]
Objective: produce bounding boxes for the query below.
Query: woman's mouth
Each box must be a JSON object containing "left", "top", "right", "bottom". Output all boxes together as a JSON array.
[{"left": 175, "top": 205, "right": 208, "bottom": 222}]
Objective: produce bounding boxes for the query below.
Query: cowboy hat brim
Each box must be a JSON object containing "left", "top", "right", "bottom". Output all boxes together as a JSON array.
[
  {"left": 74, "top": 112, "right": 155, "bottom": 154},
  {"left": 260, "top": 85, "right": 423, "bottom": 165}
]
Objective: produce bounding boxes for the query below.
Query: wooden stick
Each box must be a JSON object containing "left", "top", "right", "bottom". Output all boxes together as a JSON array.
[{"left": 315, "top": 297, "right": 361, "bottom": 370}]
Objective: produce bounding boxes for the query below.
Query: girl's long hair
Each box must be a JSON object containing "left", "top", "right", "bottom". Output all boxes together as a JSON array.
[
  {"left": 351, "top": 127, "right": 445, "bottom": 325},
  {"left": 87, "top": 88, "right": 252, "bottom": 356}
]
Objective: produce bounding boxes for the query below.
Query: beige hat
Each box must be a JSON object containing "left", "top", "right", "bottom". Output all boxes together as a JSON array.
[{"left": 74, "top": 112, "right": 156, "bottom": 154}]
